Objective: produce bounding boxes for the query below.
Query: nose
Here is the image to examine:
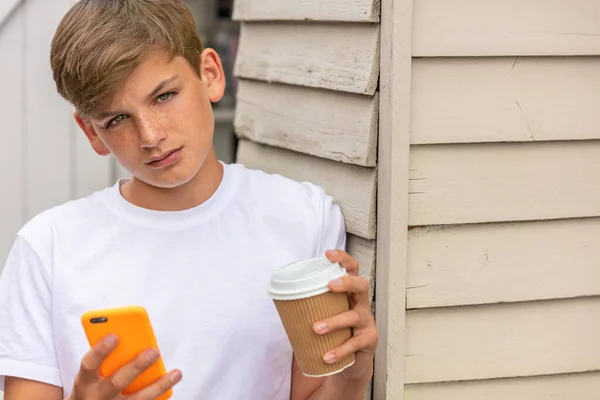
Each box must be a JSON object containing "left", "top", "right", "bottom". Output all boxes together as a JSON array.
[{"left": 136, "top": 115, "right": 166, "bottom": 148}]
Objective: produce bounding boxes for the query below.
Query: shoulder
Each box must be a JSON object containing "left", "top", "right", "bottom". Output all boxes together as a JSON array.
[
  {"left": 234, "top": 163, "right": 331, "bottom": 216},
  {"left": 231, "top": 163, "right": 346, "bottom": 254},
  {"left": 17, "top": 186, "right": 111, "bottom": 258}
]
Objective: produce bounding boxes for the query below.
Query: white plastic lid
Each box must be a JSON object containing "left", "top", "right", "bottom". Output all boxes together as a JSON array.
[{"left": 268, "top": 257, "right": 347, "bottom": 300}]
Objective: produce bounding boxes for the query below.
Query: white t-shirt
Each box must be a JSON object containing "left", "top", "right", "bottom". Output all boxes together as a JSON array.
[{"left": 0, "top": 162, "right": 346, "bottom": 399}]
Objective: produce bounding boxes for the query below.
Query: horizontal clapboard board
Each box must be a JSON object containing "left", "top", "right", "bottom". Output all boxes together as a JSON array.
[
  {"left": 232, "top": 0, "right": 380, "bottom": 22},
  {"left": 234, "top": 22, "right": 380, "bottom": 95},
  {"left": 405, "top": 371, "right": 600, "bottom": 400},
  {"left": 408, "top": 141, "right": 600, "bottom": 226},
  {"left": 406, "top": 298, "right": 600, "bottom": 384},
  {"left": 407, "top": 218, "right": 600, "bottom": 308},
  {"left": 235, "top": 79, "right": 378, "bottom": 166},
  {"left": 413, "top": 0, "right": 600, "bottom": 56},
  {"left": 411, "top": 57, "right": 600, "bottom": 144}
]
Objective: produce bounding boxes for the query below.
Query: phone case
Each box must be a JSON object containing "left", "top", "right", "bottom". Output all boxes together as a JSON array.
[{"left": 81, "top": 306, "right": 172, "bottom": 399}]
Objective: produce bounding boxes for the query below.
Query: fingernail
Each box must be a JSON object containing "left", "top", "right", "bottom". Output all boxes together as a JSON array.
[
  {"left": 330, "top": 279, "right": 342, "bottom": 287},
  {"left": 104, "top": 334, "right": 118, "bottom": 347},
  {"left": 327, "top": 250, "right": 339, "bottom": 257},
  {"left": 170, "top": 370, "right": 183, "bottom": 384},
  {"left": 314, "top": 322, "right": 328, "bottom": 334},
  {"left": 324, "top": 353, "right": 336, "bottom": 364},
  {"left": 145, "top": 349, "right": 160, "bottom": 362}
]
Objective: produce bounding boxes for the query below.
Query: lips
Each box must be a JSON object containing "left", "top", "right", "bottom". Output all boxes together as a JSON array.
[
  {"left": 147, "top": 147, "right": 182, "bottom": 164},
  {"left": 144, "top": 146, "right": 183, "bottom": 169}
]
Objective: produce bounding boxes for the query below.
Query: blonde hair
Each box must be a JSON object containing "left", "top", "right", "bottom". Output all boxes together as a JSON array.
[{"left": 50, "top": 0, "right": 204, "bottom": 118}]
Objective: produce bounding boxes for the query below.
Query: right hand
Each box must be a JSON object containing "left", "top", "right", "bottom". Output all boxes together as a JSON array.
[{"left": 68, "top": 334, "right": 182, "bottom": 400}]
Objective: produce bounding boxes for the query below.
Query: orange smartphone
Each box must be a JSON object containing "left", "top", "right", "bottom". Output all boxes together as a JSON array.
[{"left": 81, "top": 306, "right": 172, "bottom": 399}]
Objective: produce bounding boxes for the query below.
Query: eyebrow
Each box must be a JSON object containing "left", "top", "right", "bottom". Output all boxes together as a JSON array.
[
  {"left": 146, "top": 75, "right": 179, "bottom": 102},
  {"left": 95, "top": 75, "right": 180, "bottom": 121}
]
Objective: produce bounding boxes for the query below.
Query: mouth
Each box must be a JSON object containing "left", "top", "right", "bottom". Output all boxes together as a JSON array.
[{"left": 146, "top": 146, "right": 183, "bottom": 168}]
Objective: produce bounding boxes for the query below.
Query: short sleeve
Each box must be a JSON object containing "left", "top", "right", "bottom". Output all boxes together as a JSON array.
[
  {"left": 0, "top": 235, "right": 62, "bottom": 389},
  {"left": 315, "top": 190, "right": 347, "bottom": 256}
]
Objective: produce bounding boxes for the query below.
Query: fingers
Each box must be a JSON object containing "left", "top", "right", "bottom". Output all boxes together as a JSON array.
[
  {"left": 130, "top": 369, "right": 183, "bottom": 400},
  {"left": 77, "top": 334, "right": 119, "bottom": 385},
  {"left": 101, "top": 348, "right": 161, "bottom": 396},
  {"left": 323, "top": 336, "right": 365, "bottom": 364},
  {"left": 322, "top": 329, "right": 378, "bottom": 365},
  {"left": 326, "top": 250, "right": 359, "bottom": 276},
  {"left": 313, "top": 310, "right": 363, "bottom": 335},
  {"left": 328, "top": 275, "right": 369, "bottom": 296}
]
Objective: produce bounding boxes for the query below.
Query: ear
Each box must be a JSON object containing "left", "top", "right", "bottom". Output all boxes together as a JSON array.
[
  {"left": 199, "top": 48, "right": 226, "bottom": 103},
  {"left": 74, "top": 113, "right": 111, "bottom": 156}
]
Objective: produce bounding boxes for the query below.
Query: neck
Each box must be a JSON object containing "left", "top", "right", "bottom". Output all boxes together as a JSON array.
[{"left": 120, "top": 149, "right": 224, "bottom": 212}]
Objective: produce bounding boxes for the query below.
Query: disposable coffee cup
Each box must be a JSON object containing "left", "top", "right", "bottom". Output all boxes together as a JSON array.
[{"left": 268, "top": 257, "right": 355, "bottom": 377}]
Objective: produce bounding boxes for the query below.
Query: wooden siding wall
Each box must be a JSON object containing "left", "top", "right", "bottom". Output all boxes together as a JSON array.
[
  {"left": 232, "top": 1, "right": 380, "bottom": 398},
  {"left": 405, "top": 2, "right": 600, "bottom": 399},
  {"left": 0, "top": 0, "right": 112, "bottom": 268}
]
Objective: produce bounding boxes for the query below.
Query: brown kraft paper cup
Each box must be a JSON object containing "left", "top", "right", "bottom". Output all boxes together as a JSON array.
[{"left": 268, "top": 258, "right": 355, "bottom": 377}]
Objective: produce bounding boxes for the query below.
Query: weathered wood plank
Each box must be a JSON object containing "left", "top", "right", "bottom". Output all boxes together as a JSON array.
[
  {"left": 407, "top": 218, "right": 600, "bottom": 309},
  {"left": 0, "top": 6, "right": 24, "bottom": 268},
  {"left": 406, "top": 298, "right": 600, "bottom": 384},
  {"left": 412, "top": 57, "right": 600, "bottom": 144},
  {"left": 235, "top": 80, "right": 378, "bottom": 166},
  {"left": 234, "top": 23, "right": 380, "bottom": 95},
  {"left": 347, "top": 235, "right": 376, "bottom": 302},
  {"left": 24, "top": 0, "right": 73, "bottom": 218},
  {"left": 233, "top": 0, "right": 380, "bottom": 22},
  {"left": 413, "top": 0, "right": 600, "bottom": 56},
  {"left": 408, "top": 142, "right": 600, "bottom": 226},
  {"left": 374, "top": 0, "right": 413, "bottom": 397},
  {"left": 236, "top": 140, "right": 377, "bottom": 239},
  {"left": 406, "top": 371, "right": 600, "bottom": 400}
]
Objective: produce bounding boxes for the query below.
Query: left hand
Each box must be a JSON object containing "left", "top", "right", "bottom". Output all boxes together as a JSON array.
[{"left": 312, "top": 250, "right": 378, "bottom": 381}]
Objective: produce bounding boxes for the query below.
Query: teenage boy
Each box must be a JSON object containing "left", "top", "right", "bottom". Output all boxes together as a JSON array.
[{"left": 0, "top": 1, "right": 377, "bottom": 399}]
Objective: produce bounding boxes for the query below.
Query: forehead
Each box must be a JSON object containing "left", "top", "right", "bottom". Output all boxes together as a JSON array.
[
  {"left": 91, "top": 52, "right": 196, "bottom": 118},
  {"left": 123, "top": 51, "right": 187, "bottom": 89}
]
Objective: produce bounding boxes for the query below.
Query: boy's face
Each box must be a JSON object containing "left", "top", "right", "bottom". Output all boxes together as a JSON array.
[{"left": 75, "top": 49, "right": 225, "bottom": 189}]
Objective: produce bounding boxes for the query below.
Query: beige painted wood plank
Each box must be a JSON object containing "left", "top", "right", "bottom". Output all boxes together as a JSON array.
[
  {"left": 406, "top": 298, "right": 600, "bottom": 384},
  {"left": 413, "top": 0, "right": 600, "bottom": 56},
  {"left": 0, "top": 6, "right": 24, "bottom": 268},
  {"left": 411, "top": 57, "right": 600, "bottom": 145},
  {"left": 408, "top": 142, "right": 600, "bottom": 226},
  {"left": 236, "top": 140, "right": 377, "bottom": 239},
  {"left": 347, "top": 235, "right": 376, "bottom": 302},
  {"left": 374, "top": 0, "right": 412, "bottom": 397},
  {"left": 406, "top": 371, "right": 600, "bottom": 400},
  {"left": 234, "top": 23, "right": 380, "bottom": 95},
  {"left": 24, "top": 0, "right": 73, "bottom": 218},
  {"left": 233, "top": 0, "right": 380, "bottom": 22},
  {"left": 235, "top": 80, "right": 378, "bottom": 166},
  {"left": 407, "top": 218, "right": 600, "bottom": 309}
]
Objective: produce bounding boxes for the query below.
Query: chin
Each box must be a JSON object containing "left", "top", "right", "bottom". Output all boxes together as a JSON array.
[
  {"left": 142, "top": 160, "right": 206, "bottom": 189},
  {"left": 144, "top": 171, "right": 196, "bottom": 189}
]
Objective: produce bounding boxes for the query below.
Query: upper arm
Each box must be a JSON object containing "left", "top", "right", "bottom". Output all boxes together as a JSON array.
[
  {"left": 315, "top": 189, "right": 346, "bottom": 256},
  {"left": 0, "top": 235, "right": 62, "bottom": 389},
  {"left": 290, "top": 357, "right": 325, "bottom": 400},
  {"left": 4, "top": 376, "right": 62, "bottom": 400}
]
